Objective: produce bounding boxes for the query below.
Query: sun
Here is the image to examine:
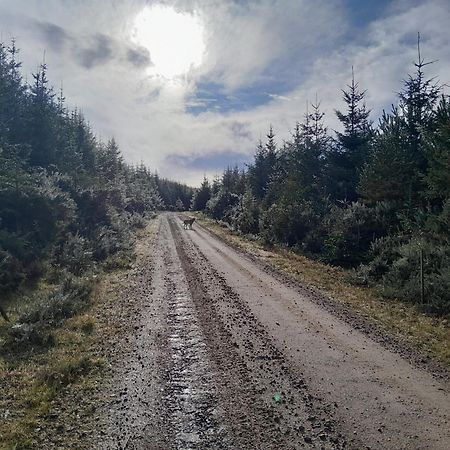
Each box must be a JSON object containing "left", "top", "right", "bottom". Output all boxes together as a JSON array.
[{"left": 132, "top": 5, "right": 205, "bottom": 79}]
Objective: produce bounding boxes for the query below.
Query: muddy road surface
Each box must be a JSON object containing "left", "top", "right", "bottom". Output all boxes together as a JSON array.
[{"left": 97, "top": 213, "right": 450, "bottom": 450}]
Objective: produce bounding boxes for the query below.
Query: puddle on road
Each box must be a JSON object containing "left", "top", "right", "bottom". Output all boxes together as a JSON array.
[{"left": 164, "top": 287, "right": 229, "bottom": 449}]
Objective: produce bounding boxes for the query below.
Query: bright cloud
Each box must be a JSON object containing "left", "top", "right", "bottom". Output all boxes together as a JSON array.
[{"left": 132, "top": 4, "right": 205, "bottom": 79}]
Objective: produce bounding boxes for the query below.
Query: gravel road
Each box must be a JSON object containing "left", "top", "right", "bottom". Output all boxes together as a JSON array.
[{"left": 97, "top": 213, "right": 450, "bottom": 450}]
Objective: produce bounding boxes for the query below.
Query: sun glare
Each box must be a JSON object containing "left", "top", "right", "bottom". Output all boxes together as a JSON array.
[{"left": 132, "top": 5, "right": 205, "bottom": 79}]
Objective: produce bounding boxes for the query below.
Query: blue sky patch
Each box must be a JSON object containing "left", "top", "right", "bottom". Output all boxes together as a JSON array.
[
  {"left": 187, "top": 78, "right": 298, "bottom": 115},
  {"left": 346, "top": 0, "right": 393, "bottom": 28},
  {"left": 165, "top": 151, "right": 252, "bottom": 172}
]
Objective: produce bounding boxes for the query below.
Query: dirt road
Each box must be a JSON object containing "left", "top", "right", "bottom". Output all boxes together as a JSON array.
[{"left": 97, "top": 213, "right": 450, "bottom": 450}]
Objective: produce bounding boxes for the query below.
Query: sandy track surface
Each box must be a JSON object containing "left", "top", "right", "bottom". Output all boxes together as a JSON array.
[{"left": 98, "top": 213, "right": 450, "bottom": 450}]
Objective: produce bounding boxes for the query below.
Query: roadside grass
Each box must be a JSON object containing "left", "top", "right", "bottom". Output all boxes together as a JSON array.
[
  {"left": 196, "top": 215, "right": 450, "bottom": 368},
  {"left": 0, "top": 218, "right": 158, "bottom": 450},
  {"left": 0, "top": 292, "right": 107, "bottom": 450},
  {"left": 0, "top": 318, "right": 104, "bottom": 450}
]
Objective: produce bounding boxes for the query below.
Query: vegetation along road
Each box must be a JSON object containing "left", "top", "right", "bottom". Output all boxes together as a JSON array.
[{"left": 96, "top": 213, "right": 449, "bottom": 450}]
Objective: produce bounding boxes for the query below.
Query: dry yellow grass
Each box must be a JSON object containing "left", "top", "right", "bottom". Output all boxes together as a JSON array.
[{"left": 197, "top": 215, "right": 450, "bottom": 367}]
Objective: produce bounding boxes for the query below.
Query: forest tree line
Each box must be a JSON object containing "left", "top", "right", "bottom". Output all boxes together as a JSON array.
[
  {"left": 0, "top": 40, "right": 192, "bottom": 329},
  {"left": 191, "top": 53, "right": 450, "bottom": 315}
]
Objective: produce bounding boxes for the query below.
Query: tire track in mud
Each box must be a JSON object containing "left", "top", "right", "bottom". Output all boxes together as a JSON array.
[
  {"left": 167, "top": 215, "right": 349, "bottom": 449},
  {"left": 160, "top": 233, "right": 231, "bottom": 450}
]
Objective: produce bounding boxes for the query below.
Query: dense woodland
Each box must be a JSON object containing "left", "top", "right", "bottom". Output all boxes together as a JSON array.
[
  {"left": 0, "top": 40, "right": 192, "bottom": 333},
  {"left": 192, "top": 50, "right": 450, "bottom": 315}
]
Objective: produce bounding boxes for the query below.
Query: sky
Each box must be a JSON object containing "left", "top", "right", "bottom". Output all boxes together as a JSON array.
[{"left": 1, "top": 0, "right": 450, "bottom": 186}]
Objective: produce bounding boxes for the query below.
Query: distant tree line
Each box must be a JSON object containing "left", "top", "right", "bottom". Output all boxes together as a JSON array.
[
  {"left": 156, "top": 176, "right": 194, "bottom": 211},
  {"left": 0, "top": 40, "right": 191, "bottom": 322},
  {"left": 192, "top": 48, "right": 450, "bottom": 315}
]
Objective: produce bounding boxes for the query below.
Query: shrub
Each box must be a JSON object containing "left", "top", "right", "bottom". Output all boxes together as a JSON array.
[
  {"left": 127, "top": 212, "right": 147, "bottom": 229},
  {"left": 92, "top": 226, "right": 130, "bottom": 261},
  {"left": 206, "top": 190, "right": 239, "bottom": 221},
  {"left": 357, "top": 233, "right": 450, "bottom": 314},
  {"left": 425, "top": 267, "right": 450, "bottom": 314},
  {"left": 322, "top": 202, "right": 391, "bottom": 267},
  {"left": 55, "top": 232, "right": 93, "bottom": 276},
  {"left": 230, "top": 192, "right": 260, "bottom": 235},
  {"left": 7, "top": 275, "right": 93, "bottom": 347},
  {"left": 356, "top": 234, "right": 407, "bottom": 281},
  {"left": 8, "top": 322, "right": 54, "bottom": 347},
  {"left": 18, "top": 275, "right": 93, "bottom": 327},
  {"left": 103, "top": 250, "right": 133, "bottom": 271},
  {"left": 380, "top": 238, "right": 450, "bottom": 313},
  {"left": 0, "top": 248, "right": 25, "bottom": 293},
  {"left": 260, "top": 201, "right": 322, "bottom": 250}
]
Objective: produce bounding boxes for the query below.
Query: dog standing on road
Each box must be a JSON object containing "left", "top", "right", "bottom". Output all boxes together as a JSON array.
[{"left": 183, "top": 217, "right": 195, "bottom": 230}]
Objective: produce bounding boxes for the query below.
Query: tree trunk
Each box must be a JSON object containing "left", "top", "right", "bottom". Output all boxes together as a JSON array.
[{"left": 0, "top": 303, "right": 9, "bottom": 321}]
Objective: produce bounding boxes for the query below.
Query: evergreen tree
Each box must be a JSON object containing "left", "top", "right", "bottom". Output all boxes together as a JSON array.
[
  {"left": 0, "top": 40, "right": 26, "bottom": 146},
  {"left": 27, "top": 62, "right": 58, "bottom": 167},
  {"left": 283, "top": 101, "right": 328, "bottom": 202},
  {"left": 399, "top": 34, "right": 440, "bottom": 169},
  {"left": 0, "top": 38, "right": 174, "bottom": 307},
  {"left": 70, "top": 111, "right": 96, "bottom": 174},
  {"left": 327, "top": 70, "right": 373, "bottom": 201},
  {"left": 191, "top": 177, "right": 211, "bottom": 211},
  {"left": 359, "top": 40, "right": 441, "bottom": 210},
  {"left": 424, "top": 96, "right": 450, "bottom": 202},
  {"left": 97, "top": 138, "right": 123, "bottom": 181},
  {"left": 248, "top": 126, "right": 277, "bottom": 201},
  {"left": 358, "top": 111, "right": 413, "bottom": 204}
]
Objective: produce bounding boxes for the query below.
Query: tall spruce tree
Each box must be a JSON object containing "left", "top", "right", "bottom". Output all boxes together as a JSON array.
[
  {"left": 359, "top": 38, "right": 441, "bottom": 209},
  {"left": 327, "top": 69, "right": 373, "bottom": 202},
  {"left": 191, "top": 176, "right": 211, "bottom": 211},
  {"left": 28, "top": 62, "right": 57, "bottom": 167},
  {"left": 0, "top": 40, "right": 26, "bottom": 146},
  {"left": 399, "top": 34, "right": 440, "bottom": 168},
  {"left": 248, "top": 126, "right": 278, "bottom": 201},
  {"left": 424, "top": 96, "right": 450, "bottom": 203},
  {"left": 294, "top": 100, "right": 328, "bottom": 200}
]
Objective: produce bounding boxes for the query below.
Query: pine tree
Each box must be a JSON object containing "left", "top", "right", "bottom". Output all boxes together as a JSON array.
[
  {"left": 28, "top": 62, "right": 57, "bottom": 167},
  {"left": 248, "top": 126, "right": 278, "bottom": 200},
  {"left": 97, "top": 138, "right": 123, "bottom": 181},
  {"left": 191, "top": 177, "right": 211, "bottom": 211},
  {"left": 424, "top": 96, "right": 450, "bottom": 202},
  {"left": 70, "top": 111, "right": 97, "bottom": 174},
  {"left": 359, "top": 37, "right": 441, "bottom": 208},
  {"left": 358, "top": 111, "right": 413, "bottom": 204},
  {"left": 399, "top": 33, "right": 440, "bottom": 168},
  {"left": 327, "top": 70, "right": 373, "bottom": 202},
  {"left": 0, "top": 40, "right": 26, "bottom": 146},
  {"left": 284, "top": 101, "right": 328, "bottom": 201}
]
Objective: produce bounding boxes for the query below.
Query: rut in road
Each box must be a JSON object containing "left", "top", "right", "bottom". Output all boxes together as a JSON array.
[{"left": 98, "top": 213, "right": 450, "bottom": 450}]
